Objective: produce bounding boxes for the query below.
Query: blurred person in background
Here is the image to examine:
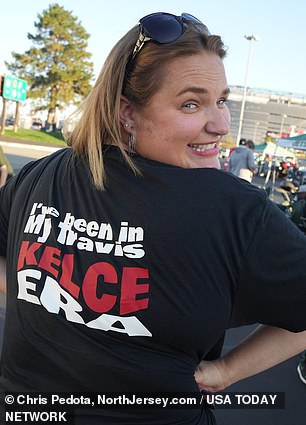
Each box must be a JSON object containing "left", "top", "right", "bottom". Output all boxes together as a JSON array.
[
  {"left": 297, "top": 353, "right": 306, "bottom": 384},
  {"left": 228, "top": 138, "right": 257, "bottom": 182},
  {"left": 290, "top": 184, "right": 306, "bottom": 385},
  {"left": 291, "top": 184, "right": 306, "bottom": 231}
]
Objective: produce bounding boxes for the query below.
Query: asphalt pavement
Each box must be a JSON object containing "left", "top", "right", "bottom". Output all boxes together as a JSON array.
[{"left": 0, "top": 140, "right": 305, "bottom": 424}]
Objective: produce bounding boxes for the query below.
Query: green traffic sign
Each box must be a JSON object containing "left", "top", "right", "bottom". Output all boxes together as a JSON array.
[{"left": 3, "top": 75, "right": 27, "bottom": 102}]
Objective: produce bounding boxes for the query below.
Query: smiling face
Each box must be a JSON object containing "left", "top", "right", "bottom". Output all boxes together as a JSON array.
[{"left": 121, "top": 51, "right": 231, "bottom": 169}]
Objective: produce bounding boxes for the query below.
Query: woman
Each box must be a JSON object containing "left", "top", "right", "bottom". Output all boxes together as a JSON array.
[{"left": 0, "top": 12, "right": 305, "bottom": 425}]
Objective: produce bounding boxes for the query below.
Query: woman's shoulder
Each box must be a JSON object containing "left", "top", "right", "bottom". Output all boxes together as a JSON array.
[{"left": 18, "top": 147, "right": 72, "bottom": 174}]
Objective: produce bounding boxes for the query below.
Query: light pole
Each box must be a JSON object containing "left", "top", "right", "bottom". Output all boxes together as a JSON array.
[
  {"left": 236, "top": 34, "right": 259, "bottom": 146},
  {"left": 252, "top": 121, "right": 260, "bottom": 143},
  {"left": 279, "top": 113, "right": 287, "bottom": 139}
]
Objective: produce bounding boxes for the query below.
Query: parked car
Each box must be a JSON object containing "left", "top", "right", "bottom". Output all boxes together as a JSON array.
[
  {"left": 5, "top": 117, "right": 14, "bottom": 126},
  {"left": 31, "top": 120, "right": 44, "bottom": 130}
]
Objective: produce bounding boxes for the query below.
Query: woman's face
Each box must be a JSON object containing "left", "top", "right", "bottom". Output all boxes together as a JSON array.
[{"left": 130, "top": 51, "right": 230, "bottom": 169}]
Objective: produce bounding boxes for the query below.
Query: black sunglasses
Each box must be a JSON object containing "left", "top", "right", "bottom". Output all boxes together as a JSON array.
[{"left": 129, "top": 12, "right": 209, "bottom": 65}]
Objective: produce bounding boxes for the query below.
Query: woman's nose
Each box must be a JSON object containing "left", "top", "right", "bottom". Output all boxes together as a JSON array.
[{"left": 205, "top": 108, "right": 231, "bottom": 136}]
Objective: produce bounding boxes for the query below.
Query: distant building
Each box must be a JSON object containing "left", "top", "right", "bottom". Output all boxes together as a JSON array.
[{"left": 229, "top": 86, "right": 306, "bottom": 144}]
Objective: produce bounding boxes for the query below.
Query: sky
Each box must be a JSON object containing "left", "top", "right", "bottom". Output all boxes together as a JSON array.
[{"left": 1, "top": 0, "right": 306, "bottom": 96}]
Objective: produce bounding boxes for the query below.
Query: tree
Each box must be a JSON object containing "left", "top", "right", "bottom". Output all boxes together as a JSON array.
[
  {"left": 5, "top": 3, "right": 94, "bottom": 128},
  {"left": 220, "top": 133, "right": 235, "bottom": 149}
]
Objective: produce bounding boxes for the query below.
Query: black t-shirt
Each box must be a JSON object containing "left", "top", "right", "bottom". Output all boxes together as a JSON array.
[{"left": 1, "top": 146, "right": 306, "bottom": 424}]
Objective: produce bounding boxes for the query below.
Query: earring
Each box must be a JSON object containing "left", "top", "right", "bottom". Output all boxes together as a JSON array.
[
  {"left": 124, "top": 123, "right": 129, "bottom": 128},
  {"left": 128, "top": 133, "right": 136, "bottom": 155}
]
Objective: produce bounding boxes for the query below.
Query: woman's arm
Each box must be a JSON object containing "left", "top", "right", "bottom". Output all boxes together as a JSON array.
[
  {"left": 0, "top": 164, "right": 8, "bottom": 188},
  {"left": 195, "top": 325, "right": 306, "bottom": 392},
  {"left": 0, "top": 256, "right": 6, "bottom": 295}
]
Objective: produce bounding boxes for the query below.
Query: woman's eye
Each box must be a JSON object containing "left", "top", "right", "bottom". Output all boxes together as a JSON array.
[
  {"left": 217, "top": 98, "right": 229, "bottom": 106},
  {"left": 183, "top": 103, "right": 197, "bottom": 109}
]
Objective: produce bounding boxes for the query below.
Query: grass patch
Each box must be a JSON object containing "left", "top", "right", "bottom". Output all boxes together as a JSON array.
[{"left": 1, "top": 128, "right": 67, "bottom": 147}]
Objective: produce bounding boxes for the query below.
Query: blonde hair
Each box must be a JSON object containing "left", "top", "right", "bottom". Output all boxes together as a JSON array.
[{"left": 66, "top": 20, "right": 226, "bottom": 189}]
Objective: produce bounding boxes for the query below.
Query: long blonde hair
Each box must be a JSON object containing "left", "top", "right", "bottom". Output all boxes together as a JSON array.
[{"left": 66, "top": 19, "right": 226, "bottom": 189}]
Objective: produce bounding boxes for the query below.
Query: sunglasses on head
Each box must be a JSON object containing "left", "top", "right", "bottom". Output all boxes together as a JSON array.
[{"left": 129, "top": 12, "right": 209, "bottom": 66}]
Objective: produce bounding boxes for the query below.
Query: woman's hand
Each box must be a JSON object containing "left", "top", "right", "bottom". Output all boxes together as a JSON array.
[
  {"left": 195, "top": 326, "right": 306, "bottom": 393},
  {"left": 0, "top": 256, "right": 6, "bottom": 294},
  {"left": 194, "top": 359, "right": 232, "bottom": 393}
]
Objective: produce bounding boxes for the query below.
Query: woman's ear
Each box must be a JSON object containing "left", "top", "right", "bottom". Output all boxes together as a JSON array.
[{"left": 119, "top": 96, "right": 135, "bottom": 130}]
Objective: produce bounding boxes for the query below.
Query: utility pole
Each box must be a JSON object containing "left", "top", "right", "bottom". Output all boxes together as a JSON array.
[{"left": 236, "top": 35, "right": 259, "bottom": 146}]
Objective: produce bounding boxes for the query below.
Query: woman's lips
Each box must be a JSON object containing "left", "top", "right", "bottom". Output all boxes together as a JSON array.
[{"left": 188, "top": 143, "right": 219, "bottom": 156}]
